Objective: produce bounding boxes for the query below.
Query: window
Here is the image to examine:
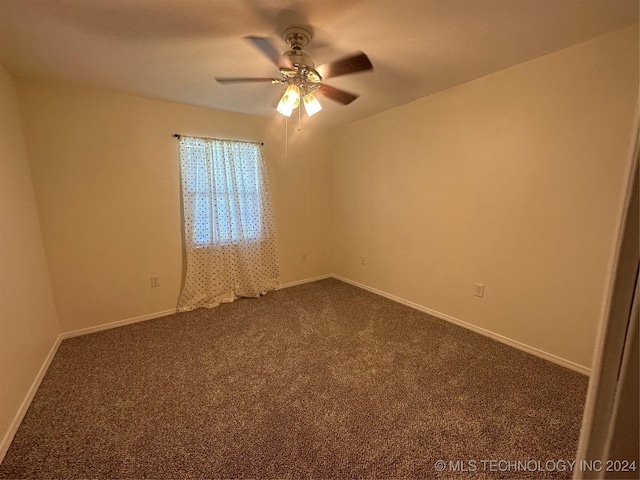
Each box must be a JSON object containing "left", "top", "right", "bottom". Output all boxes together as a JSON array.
[
  {"left": 180, "top": 137, "right": 266, "bottom": 246},
  {"left": 177, "top": 135, "right": 279, "bottom": 311}
]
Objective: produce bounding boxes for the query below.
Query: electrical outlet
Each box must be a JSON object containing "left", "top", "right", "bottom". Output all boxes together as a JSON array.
[
  {"left": 302, "top": 253, "right": 307, "bottom": 262},
  {"left": 151, "top": 275, "right": 160, "bottom": 287},
  {"left": 360, "top": 255, "right": 366, "bottom": 265},
  {"left": 474, "top": 283, "right": 484, "bottom": 298}
]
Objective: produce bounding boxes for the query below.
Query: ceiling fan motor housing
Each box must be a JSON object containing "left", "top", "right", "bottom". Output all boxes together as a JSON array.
[
  {"left": 284, "top": 49, "right": 315, "bottom": 69},
  {"left": 281, "top": 27, "right": 321, "bottom": 86}
]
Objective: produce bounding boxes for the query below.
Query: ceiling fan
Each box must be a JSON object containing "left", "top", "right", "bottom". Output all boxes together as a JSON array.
[{"left": 215, "top": 27, "right": 373, "bottom": 118}]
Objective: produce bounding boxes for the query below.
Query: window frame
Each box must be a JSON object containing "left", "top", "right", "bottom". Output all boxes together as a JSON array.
[{"left": 181, "top": 139, "right": 265, "bottom": 248}]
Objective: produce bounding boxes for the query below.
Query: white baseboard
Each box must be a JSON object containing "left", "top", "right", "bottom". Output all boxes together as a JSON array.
[
  {"left": 1, "top": 274, "right": 589, "bottom": 465},
  {"left": 0, "top": 335, "right": 61, "bottom": 464},
  {"left": 1, "top": 309, "right": 178, "bottom": 463},
  {"left": 61, "top": 309, "right": 178, "bottom": 339},
  {"left": 278, "top": 274, "right": 333, "bottom": 290},
  {"left": 333, "top": 274, "right": 591, "bottom": 376}
]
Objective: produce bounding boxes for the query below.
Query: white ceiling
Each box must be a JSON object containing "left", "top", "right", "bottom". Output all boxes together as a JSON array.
[{"left": 0, "top": 0, "right": 637, "bottom": 128}]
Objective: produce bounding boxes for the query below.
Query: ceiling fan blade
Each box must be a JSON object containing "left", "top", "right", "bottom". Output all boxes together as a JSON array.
[
  {"left": 215, "top": 77, "right": 280, "bottom": 84},
  {"left": 317, "top": 52, "right": 373, "bottom": 79},
  {"left": 317, "top": 84, "right": 359, "bottom": 105},
  {"left": 244, "top": 36, "right": 291, "bottom": 69}
]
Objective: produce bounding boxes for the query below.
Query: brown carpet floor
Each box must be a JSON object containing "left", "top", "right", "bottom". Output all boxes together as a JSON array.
[{"left": 0, "top": 278, "right": 588, "bottom": 479}]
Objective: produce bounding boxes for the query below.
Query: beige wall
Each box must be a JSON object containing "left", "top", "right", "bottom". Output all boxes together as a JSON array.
[
  {"left": 0, "top": 66, "right": 59, "bottom": 451},
  {"left": 330, "top": 26, "right": 638, "bottom": 370},
  {"left": 17, "top": 81, "right": 332, "bottom": 333},
  {"left": 9, "top": 25, "right": 637, "bottom": 371}
]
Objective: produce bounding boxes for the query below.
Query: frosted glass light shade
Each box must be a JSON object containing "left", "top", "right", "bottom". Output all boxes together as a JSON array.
[
  {"left": 303, "top": 93, "right": 322, "bottom": 116},
  {"left": 276, "top": 84, "right": 300, "bottom": 117},
  {"left": 276, "top": 100, "right": 294, "bottom": 117}
]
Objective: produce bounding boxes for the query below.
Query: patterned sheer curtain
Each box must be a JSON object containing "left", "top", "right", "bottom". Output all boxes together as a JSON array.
[{"left": 177, "top": 136, "right": 279, "bottom": 312}]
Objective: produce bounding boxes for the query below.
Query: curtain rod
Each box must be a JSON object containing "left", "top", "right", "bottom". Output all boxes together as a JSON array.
[{"left": 173, "top": 133, "right": 264, "bottom": 146}]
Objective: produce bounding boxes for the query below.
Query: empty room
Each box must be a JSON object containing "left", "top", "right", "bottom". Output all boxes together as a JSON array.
[{"left": 0, "top": 0, "right": 638, "bottom": 478}]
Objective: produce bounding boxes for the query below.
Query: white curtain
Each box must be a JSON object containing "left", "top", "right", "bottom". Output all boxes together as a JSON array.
[{"left": 177, "top": 136, "right": 279, "bottom": 312}]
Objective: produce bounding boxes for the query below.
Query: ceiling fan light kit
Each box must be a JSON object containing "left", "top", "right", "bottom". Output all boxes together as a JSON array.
[{"left": 216, "top": 26, "right": 373, "bottom": 121}]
